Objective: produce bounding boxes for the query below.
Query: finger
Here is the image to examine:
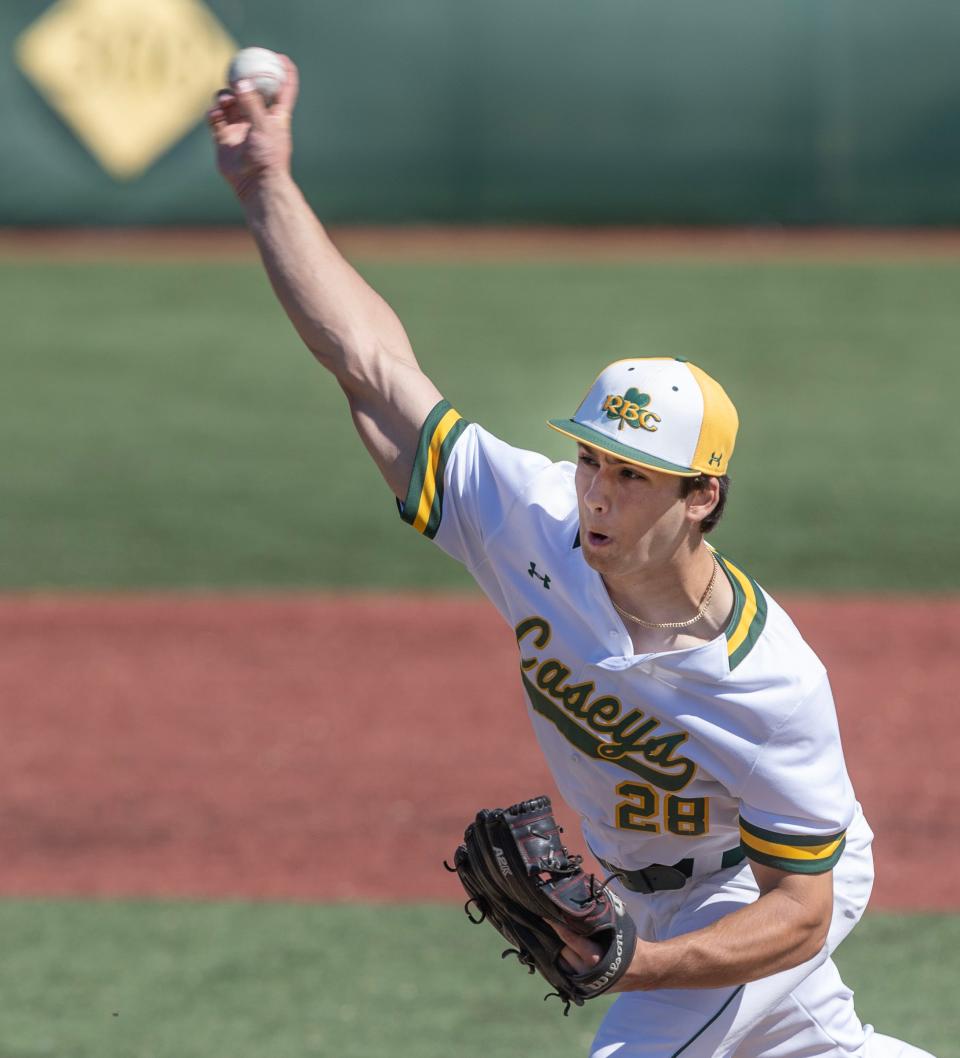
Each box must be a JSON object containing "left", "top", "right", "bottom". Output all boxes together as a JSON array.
[
  {"left": 215, "top": 91, "right": 251, "bottom": 128},
  {"left": 211, "top": 89, "right": 244, "bottom": 126},
  {"left": 559, "top": 946, "right": 591, "bottom": 974},
  {"left": 273, "top": 55, "right": 300, "bottom": 116},
  {"left": 552, "top": 922, "right": 582, "bottom": 947},
  {"left": 230, "top": 78, "right": 268, "bottom": 126},
  {"left": 206, "top": 110, "right": 236, "bottom": 146},
  {"left": 552, "top": 923, "right": 603, "bottom": 965},
  {"left": 206, "top": 105, "right": 227, "bottom": 132}
]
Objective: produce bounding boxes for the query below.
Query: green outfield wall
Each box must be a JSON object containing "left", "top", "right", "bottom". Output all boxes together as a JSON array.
[{"left": 3, "top": 0, "right": 960, "bottom": 224}]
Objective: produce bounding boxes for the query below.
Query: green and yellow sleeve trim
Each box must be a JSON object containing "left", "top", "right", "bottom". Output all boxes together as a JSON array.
[
  {"left": 714, "top": 551, "right": 768, "bottom": 671},
  {"left": 739, "top": 816, "right": 846, "bottom": 874},
  {"left": 399, "top": 399, "right": 468, "bottom": 540}
]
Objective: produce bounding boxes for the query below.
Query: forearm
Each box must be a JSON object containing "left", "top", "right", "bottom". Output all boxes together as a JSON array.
[
  {"left": 239, "top": 172, "right": 418, "bottom": 392},
  {"left": 209, "top": 61, "right": 443, "bottom": 497},
  {"left": 619, "top": 884, "right": 829, "bottom": 992}
]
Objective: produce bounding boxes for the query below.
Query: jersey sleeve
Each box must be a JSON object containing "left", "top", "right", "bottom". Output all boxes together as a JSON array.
[
  {"left": 397, "top": 399, "right": 555, "bottom": 569},
  {"left": 737, "top": 673, "right": 855, "bottom": 874}
]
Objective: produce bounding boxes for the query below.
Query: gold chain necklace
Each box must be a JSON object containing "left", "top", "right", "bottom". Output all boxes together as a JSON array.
[{"left": 610, "top": 556, "right": 720, "bottom": 631}]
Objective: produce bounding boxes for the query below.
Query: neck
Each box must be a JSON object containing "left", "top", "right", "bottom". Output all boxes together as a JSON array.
[{"left": 604, "top": 543, "right": 728, "bottom": 638}]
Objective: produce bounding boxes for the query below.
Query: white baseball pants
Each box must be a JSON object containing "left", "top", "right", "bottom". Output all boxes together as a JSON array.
[{"left": 589, "top": 810, "right": 935, "bottom": 1058}]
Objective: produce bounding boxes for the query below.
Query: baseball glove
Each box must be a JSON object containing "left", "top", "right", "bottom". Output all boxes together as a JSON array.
[{"left": 446, "top": 794, "right": 637, "bottom": 1013}]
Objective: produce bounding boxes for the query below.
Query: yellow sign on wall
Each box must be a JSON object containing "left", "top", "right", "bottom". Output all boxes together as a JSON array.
[{"left": 16, "top": 0, "right": 236, "bottom": 180}]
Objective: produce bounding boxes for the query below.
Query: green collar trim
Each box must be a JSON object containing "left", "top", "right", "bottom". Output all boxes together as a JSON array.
[{"left": 714, "top": 550, "right": 767, "bottom": 671}]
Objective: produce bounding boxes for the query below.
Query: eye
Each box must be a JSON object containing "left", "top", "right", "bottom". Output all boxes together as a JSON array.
[
  {"left": 620, "top": 467, "right": 645, "bottom": 481},
  {"left": 578, "top": 451, "right": 599, "bottom": 467}
]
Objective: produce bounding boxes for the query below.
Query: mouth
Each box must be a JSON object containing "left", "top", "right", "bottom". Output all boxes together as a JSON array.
[{"left": 586, "top": 530, "right": 612, "bottom": 548}]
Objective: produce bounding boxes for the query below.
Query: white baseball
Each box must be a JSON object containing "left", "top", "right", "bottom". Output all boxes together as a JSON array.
[{"left": 227, "top": 47, "right": 286, "bottom": 105}]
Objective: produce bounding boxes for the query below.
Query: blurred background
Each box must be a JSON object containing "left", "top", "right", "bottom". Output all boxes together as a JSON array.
[
  {"left": 1, "top": 1, "right": 959, "bottom": 1056},
  {"left": 6, "top": 0, "right": 960, "bottom": 225}
]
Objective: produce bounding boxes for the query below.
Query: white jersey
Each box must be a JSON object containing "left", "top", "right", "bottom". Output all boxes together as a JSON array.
[{"left": 400, "top": 402, "right": 859, "bottom": 877}]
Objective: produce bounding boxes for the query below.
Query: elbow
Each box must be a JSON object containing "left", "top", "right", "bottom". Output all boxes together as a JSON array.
[
  {"left": 784, "top": 892, "right": 832, "bottom": 969},
  {"left": 763, "top": 916, "right": 829, "bottom": 979},
  {"left": 810, "top": 906, "right": 832, "bottom": 954},
  {"left": 305, "top": 327, "right": 378, "bottom": 392},
  {"left": 753, "top": 862, "right": 835, "bottom": 973},
  {"left": 793, "top": 919, "right": 830, "bottom": 967}
]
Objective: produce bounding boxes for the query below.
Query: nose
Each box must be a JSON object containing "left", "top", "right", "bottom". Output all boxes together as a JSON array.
[{"left": 583, "top": 467, "right": 610, "bottom": 512}]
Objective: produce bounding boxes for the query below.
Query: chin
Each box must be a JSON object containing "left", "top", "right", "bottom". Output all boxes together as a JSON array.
[{"left": 580, "top": 542, "right": 617, "bottom": 573}]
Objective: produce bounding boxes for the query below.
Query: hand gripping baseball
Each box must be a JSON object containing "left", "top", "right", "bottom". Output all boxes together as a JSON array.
[
  {"left": 207, "top": 54, "right": 300, "bottom": 201},
  {"left": 447, "top": 795, "right": 637, "bottom": 1013}
]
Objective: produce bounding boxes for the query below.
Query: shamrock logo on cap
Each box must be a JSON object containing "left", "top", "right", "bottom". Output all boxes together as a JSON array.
[{"left": 601, "top": 387, "right": 662, "bottom": 432}]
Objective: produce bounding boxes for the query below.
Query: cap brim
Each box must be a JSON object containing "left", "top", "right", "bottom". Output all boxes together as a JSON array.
[{"left": 546, "top": 419, "right": 700, "bottom": 477}]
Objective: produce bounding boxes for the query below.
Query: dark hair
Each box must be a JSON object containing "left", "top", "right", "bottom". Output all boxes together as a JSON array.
[{"left": 679, "top": 474, "right": 730, "bottom": 534}]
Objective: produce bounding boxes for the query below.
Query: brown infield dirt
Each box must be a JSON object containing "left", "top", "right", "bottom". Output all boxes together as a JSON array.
[
  {"left": 5, "top": 226, "right": 960, "bottom": 263},
  {"left": 3, "top": 226, "right": 957, "bottom": 911},
  {"left": 0, "top": 592, "right": 956, "bottom": 911}
]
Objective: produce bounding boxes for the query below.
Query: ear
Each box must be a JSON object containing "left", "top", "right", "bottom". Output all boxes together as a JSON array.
[{"left": 684, "top": 476, "right": 720, "bottom": 527}]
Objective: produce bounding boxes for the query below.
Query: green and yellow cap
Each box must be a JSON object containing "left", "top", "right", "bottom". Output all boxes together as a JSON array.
[{"left": 547, "top": 357, "right": 739, "bottom": 476}]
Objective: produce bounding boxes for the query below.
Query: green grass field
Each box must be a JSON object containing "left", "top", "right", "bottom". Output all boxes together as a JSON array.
[
  {"left": 2, "top": 257, "right": 958, "bottom": 591},
  {"left": 2, "top": 253, "right": 957, "bottom": 1057},
  {"left": 0, "top": 901, "right": 952, "bottom": 1058}
]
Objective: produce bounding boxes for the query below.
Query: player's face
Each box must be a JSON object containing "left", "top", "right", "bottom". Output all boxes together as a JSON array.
[{"left": 574, "top": 444, "right": 693, "bottom": 579}]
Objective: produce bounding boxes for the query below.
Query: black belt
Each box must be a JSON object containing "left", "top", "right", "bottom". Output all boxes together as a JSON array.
[{"left": 597, "top": 846, "right": 746, "bottom": 894}]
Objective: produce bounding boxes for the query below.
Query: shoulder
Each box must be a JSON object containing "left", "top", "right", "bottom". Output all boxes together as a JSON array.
[
  {"left": 416, "top": 403, "right": 557, "bottom": 485},
  {"left": 402, "top": 400, "right": 577, "bottom": 544},
  {"left": 714, "top": 550, "right": 826, "bottom": 700},
  {"left": 434, "top": 409, "right": 576, "bottom": 515}
]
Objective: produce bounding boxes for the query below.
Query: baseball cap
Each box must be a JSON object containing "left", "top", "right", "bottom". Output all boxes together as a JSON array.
[{"left": 547, "top": 357, "right": 738, "bottom": 477}]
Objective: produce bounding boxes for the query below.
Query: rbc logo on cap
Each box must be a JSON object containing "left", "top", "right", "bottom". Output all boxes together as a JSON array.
[{"left": 601, "top": 388, "right": 661, "bottom": 432}]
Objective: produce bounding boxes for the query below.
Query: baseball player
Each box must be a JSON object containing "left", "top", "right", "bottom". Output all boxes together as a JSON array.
[{"left": 208, "top": 58, "right": 936, "bottom": 1058}]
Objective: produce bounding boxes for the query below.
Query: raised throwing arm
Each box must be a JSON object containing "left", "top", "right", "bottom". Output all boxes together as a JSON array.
[{"left": 207, "top": 57, "right": 442, "bottom": 498}]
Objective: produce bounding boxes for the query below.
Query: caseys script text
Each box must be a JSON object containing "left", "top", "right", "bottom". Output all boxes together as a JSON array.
[{"left": 515, "top": 616, "right": 696, "bottom": 792}]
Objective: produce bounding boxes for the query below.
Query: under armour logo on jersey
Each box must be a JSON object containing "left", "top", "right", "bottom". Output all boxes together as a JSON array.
[{"left": 528, "top": 562, "right": 551, "bottom": 589}]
